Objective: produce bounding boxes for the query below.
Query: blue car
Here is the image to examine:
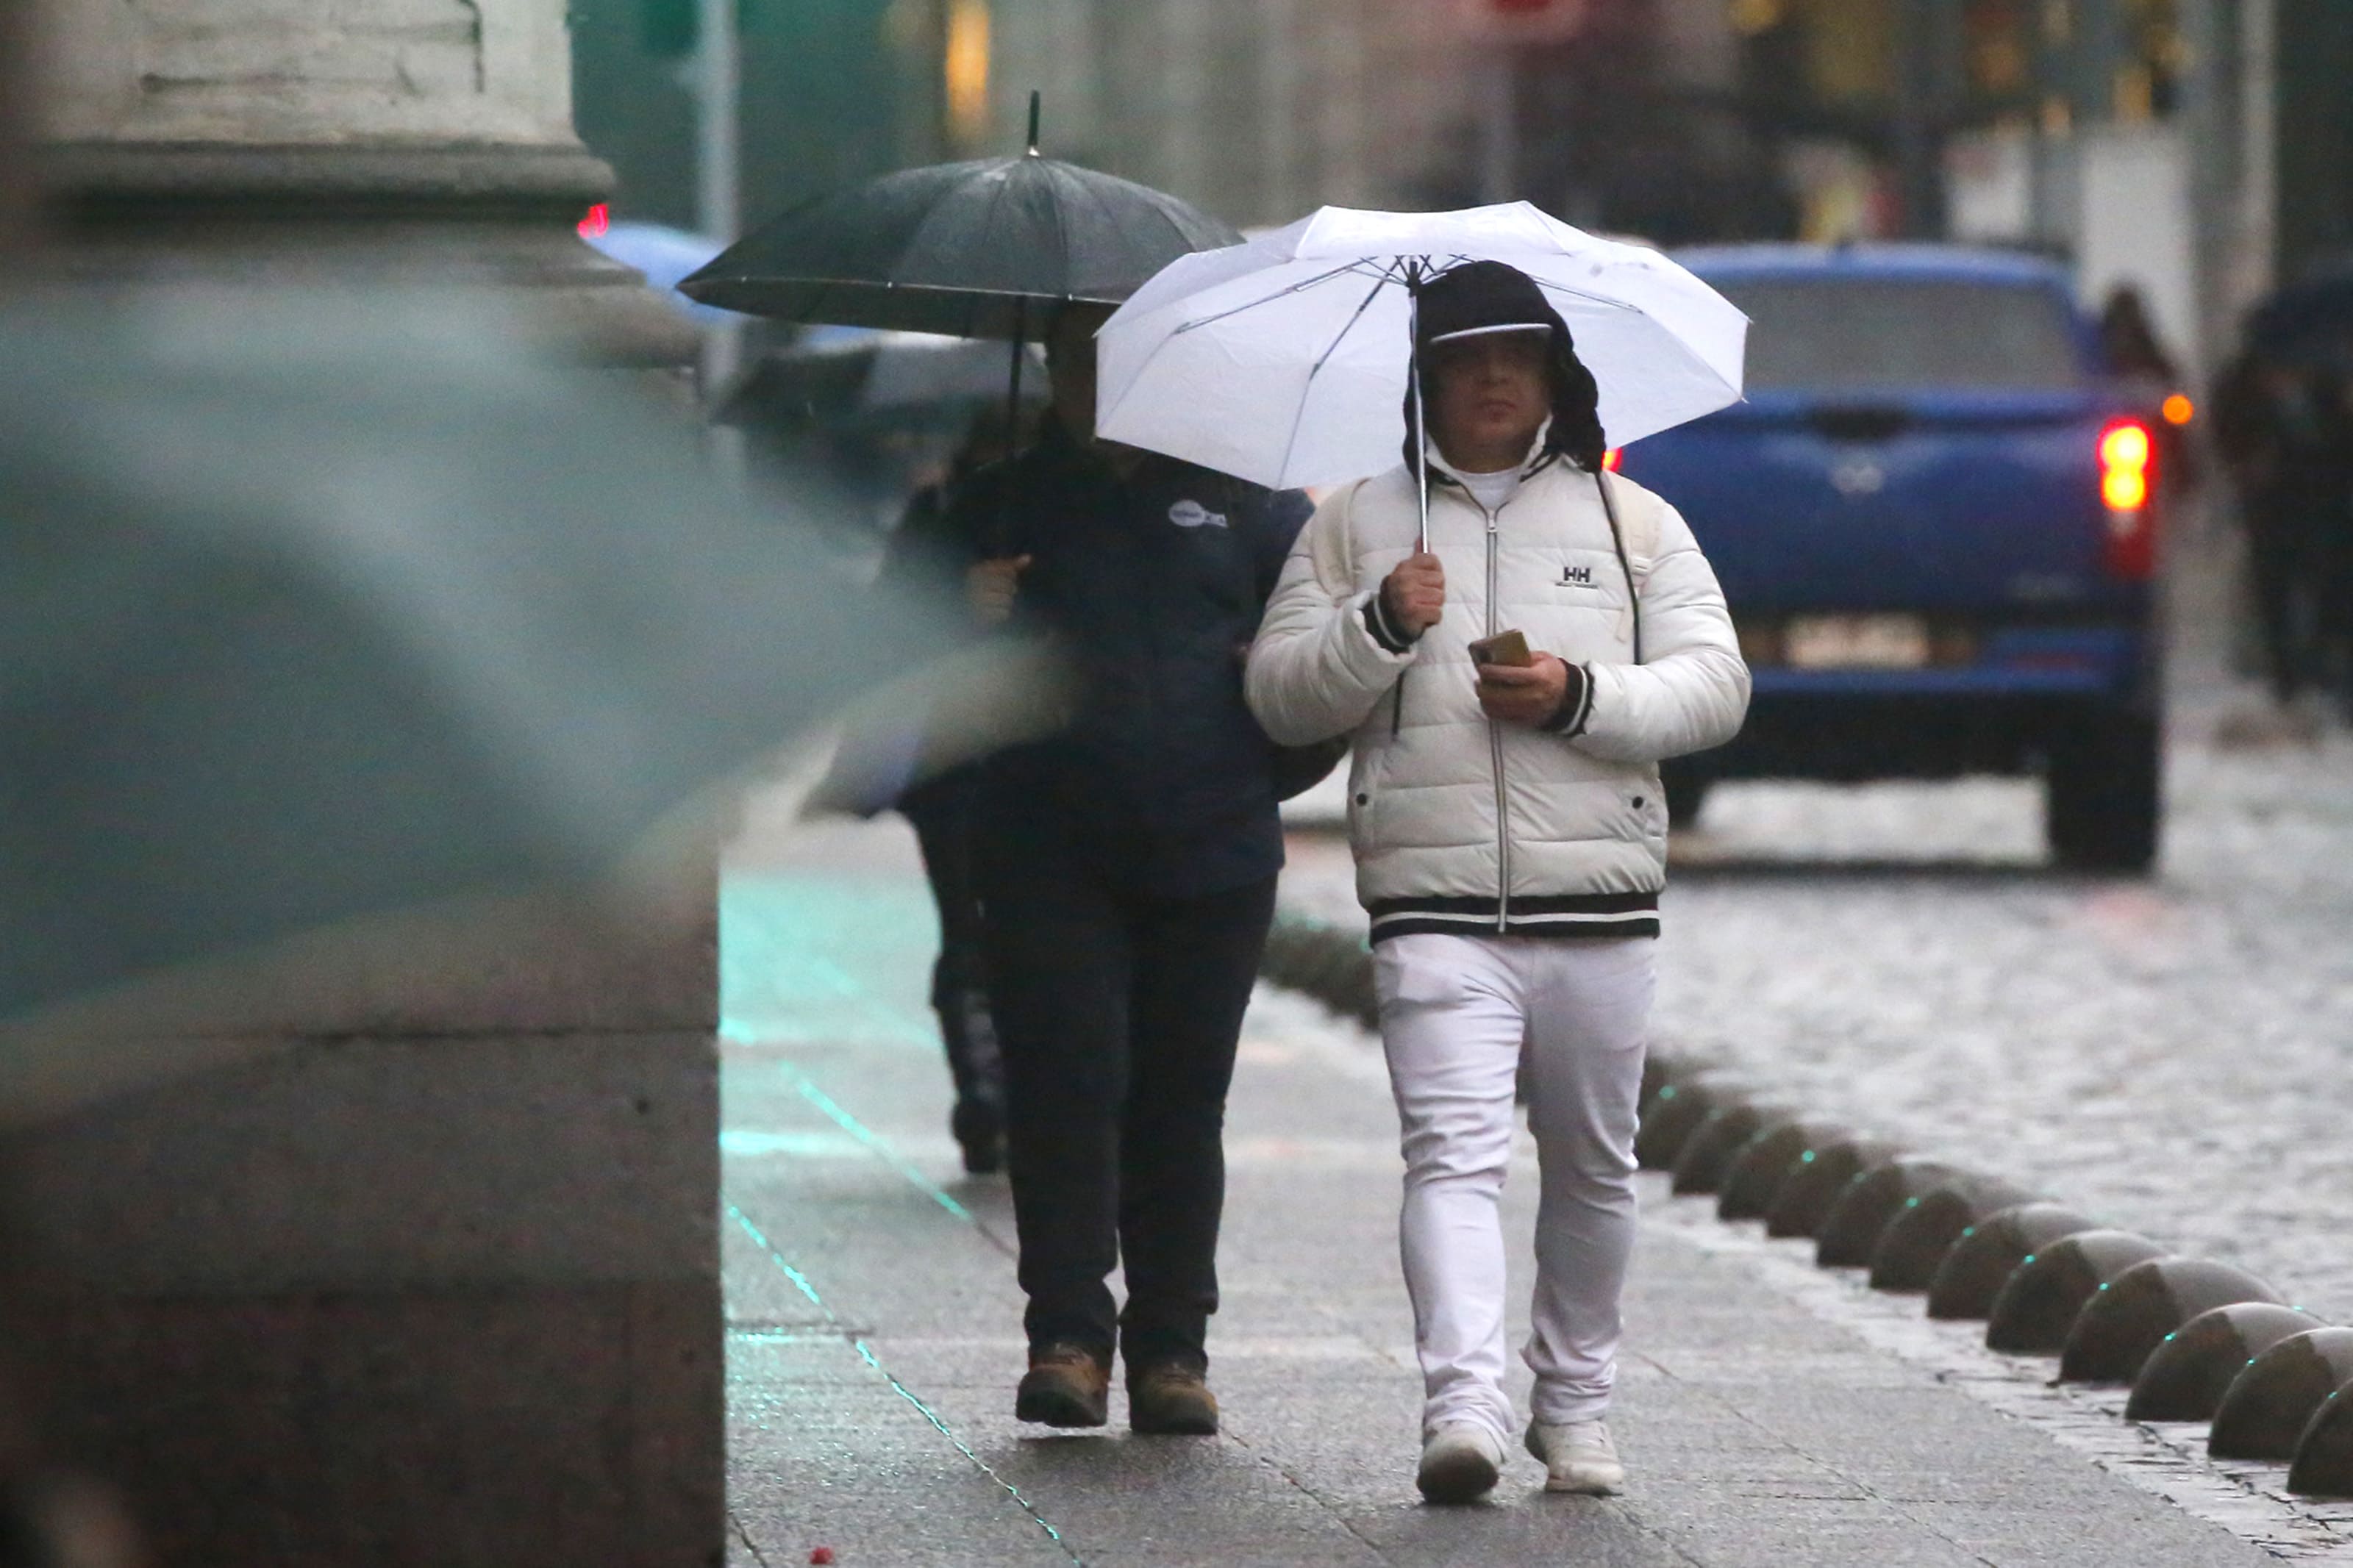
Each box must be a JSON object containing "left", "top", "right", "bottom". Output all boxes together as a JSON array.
[{"left": 1623, "top": 243, "right": 2164, "bottom": 870}]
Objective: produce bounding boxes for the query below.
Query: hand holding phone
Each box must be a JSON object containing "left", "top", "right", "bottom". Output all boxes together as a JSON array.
[
  {"left": 1474, "top": 641, "right": 1573, "bottom": 727},
  {"left": 1467, "top": 629, "right": 1532, "bottom": 667}
]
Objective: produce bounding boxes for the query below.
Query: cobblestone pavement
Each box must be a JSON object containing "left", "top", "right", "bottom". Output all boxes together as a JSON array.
[{"left": 1276, "top": 685, "right": 2353, "bottom": 1326}]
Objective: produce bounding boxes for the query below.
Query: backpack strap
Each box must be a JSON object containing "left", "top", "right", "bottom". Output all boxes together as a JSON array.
[{"left": 1594, "top": 469, "right": 1646, "bottom": 666}]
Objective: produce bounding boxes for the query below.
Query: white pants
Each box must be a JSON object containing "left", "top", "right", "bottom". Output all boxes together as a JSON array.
[{"left": 1374, "top": 932, "right": 1654, "bottom": 1439}]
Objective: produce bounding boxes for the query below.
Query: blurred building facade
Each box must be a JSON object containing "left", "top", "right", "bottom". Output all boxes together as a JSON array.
[
  {"left": 574, "top": 0, "right": 922, "bottom": 234},
  {"left": 1612, "top": 0, "right": 2349, "bottom": 373},
  {"left": 571, "top": 0, "right": 2349, "bottom": 367},
  {"left": 570, "top": 0, "right": 1490, "bottom": 230},
  {"left": 975, "top": 0, "right": 1473, "bottom": 223}
]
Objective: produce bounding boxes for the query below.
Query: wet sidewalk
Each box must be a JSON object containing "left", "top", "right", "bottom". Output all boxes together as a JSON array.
[{"left": 718, "top": 817, "right": 2284, "bottom": 1568}]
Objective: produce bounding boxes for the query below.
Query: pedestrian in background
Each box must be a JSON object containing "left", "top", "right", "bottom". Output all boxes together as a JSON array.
[
  {"left": 2099, "top": 284, "right": 2201, "bottom": 498},
  {"left": 1245, "top": 262, "right": 1748, "bottom": 1503},
  {"left": 2213, "top": 346, "right": 2353, "bottom": 711},
  {"left": 949, "top": 304, "right": 1313, "bottom": 1435},
  {"left": 869, "top": 409, "right": 1028, "bottom": 1174}
]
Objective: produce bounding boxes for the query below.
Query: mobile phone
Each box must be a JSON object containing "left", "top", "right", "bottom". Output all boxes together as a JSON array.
[{"left": 1467, "top": 629, "right": 1532, "bottom": 667}]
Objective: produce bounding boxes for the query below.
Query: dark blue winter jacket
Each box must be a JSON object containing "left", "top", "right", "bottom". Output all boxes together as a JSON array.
[{"left": 948, "top": 422, "right": 1313, "bottom": 898}]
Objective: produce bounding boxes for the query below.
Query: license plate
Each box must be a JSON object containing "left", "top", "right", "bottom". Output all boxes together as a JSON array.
[{"left": 1782, "top": 614, "right": 1931, "bottom": 670}]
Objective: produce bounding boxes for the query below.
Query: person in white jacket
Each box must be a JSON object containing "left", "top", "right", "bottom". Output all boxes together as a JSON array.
[{"left": 1245, "top": 261, "right": 1749, "bottom": 1504}]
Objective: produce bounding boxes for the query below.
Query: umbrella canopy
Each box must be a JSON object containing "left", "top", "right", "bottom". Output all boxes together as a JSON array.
[
  {"left": 0, "top": 284, "right": 959, "bottom": 1023},
  {"left": 862, "top": 331, "right": 1047, "bottom": 409},
  {"left": 675, "top": 129, "right": 1242, "bottom": 338},
  {"left": 1095, "top": 202, "right": 1749, "bottom": 491},
  {"left": 713, "top": 329, "right": 1047, "bottom": 431},
  {"left": 2243, "top": 257, "right": 2353, "bottom": 366}
]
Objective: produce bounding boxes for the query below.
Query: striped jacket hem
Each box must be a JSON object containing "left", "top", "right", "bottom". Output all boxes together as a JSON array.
[{"left": 1365, "top": 892, "right": 1660, "bottom": 943}]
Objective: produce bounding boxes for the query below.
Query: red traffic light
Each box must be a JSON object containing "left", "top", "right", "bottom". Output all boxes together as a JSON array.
[{"left": 1459, "top": 0, "right": 1588, "bottom": 40}]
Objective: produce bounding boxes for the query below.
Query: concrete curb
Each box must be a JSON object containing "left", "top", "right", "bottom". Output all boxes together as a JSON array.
[{"left": 1258, "top": 909, "right": 2353, "bottom": 1501}]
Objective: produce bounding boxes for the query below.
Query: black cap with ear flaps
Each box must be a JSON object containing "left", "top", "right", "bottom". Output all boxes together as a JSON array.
[
  {"left": 1414, "top": 259, "right": 1560, "bottom": 348},
  {"left": 1404, "top": 259, "right": 1607, "bottom": 473}
]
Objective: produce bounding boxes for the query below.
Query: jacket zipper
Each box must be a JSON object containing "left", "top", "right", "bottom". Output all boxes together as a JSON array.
[{"left": 1481, "top": 498, "right": 1510, "bottom": 934}]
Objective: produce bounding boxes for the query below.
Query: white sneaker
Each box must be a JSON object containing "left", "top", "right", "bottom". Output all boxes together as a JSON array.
[
  {"left": 1524, "top": 1418, "right": 1624, "bottom": 1494},
  {"left": 1415, "top": 1422, "right": 1506, "bottom": 1504}
]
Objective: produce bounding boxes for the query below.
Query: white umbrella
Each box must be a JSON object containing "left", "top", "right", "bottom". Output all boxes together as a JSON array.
[{"left": 1095, "top": 202, "right": 1748, "bottom": 500}]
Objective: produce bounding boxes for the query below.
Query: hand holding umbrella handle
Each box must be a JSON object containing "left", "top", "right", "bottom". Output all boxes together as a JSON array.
[
  {"left": 1380, "top": 552, "right": 1446, "bottom": 637},
  {"left": 968, "top": 555, "right": 1033, "bottom": 626}
]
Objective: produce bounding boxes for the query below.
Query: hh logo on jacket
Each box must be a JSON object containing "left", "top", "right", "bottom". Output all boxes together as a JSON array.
[
  {"left": 1560, "top": 564, "right": 1596, "bottom": 587},
  {"left": 1169, "top": 498, "right": 1229, "bottom": 530}
]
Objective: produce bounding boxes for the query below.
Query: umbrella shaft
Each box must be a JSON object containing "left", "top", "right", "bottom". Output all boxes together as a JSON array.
[
  {"left": 1007, "top": 297, "right": 1026, "bottom": 437},
  {"left": 1410, "top": 287, "right": 1429, "bottom": 553}
]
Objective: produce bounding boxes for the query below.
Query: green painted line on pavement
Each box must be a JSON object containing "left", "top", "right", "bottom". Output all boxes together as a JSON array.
[
  {"left": 718, "top": 1129, "right": 867, "bottom": 1159},
  {"left": 718, "top": 869, "right": 1001, "bottom": 1234},
  {"left": 721, "top": 870, "right": 943, "bottom": 1053},
  {"left": 726, "top": 1204, "right": 1080, "bottom": 1564},
  {"left": 782, "top": 1064, "right": 977, "bottom": 1225}
]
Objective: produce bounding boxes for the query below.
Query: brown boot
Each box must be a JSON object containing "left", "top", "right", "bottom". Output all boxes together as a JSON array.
[
  {"left": 1015, "top": 1344, "right": 1110, "bottom": 1428},
  {"left": 1127, "top": 1362, "right": 1219, "bottom": 1436}
]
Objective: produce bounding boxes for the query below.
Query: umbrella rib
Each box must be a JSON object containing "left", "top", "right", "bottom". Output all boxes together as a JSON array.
[
  {"left": 1307, "top": 260, "right": 1410, "bottom": 379},
  {"left": 972, "top": 168, "right": 1021, "bottom": 335},
  {"left": 1102, "top": 255, "right": 1415, "bottom": 482},
  {"left": 1170, "top": 258, "right": 1407, "bottom": 336},
  {"left": 1098, "top": 260, "right": 1401, "bottom": 440},
  {"left": 1419, "top": 251, "right": 1649, "bottom": 318},
  {"left": 1515, "top": 262, "right": 1741, "bottom": 392},
  {"left": 1268, "top": 262, "right": 1410, "bottom": 483},
  {"left": 1040, "top": 160, "right": 1078, "bottom": 312},
  {"left": 1067, "top": 163, "right": 1149, "bottom": 296},
  {"left": 1508, "top": 267, "right": 1649, "bottom": 315}
]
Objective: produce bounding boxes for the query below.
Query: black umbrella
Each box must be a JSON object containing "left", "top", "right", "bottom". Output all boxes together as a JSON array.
[
  {"left": 679, "top": 96, "right": 1242, "bottom": 340},
  {"left": 2245, "top": 257, "right": 2353, "bottom": 365},
  {"left": 679, "top": 95, "right": 1241, "bottom": 430}
]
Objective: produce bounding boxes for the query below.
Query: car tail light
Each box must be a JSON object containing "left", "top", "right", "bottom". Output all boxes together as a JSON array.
[
  {"left": 1602, "top": 447, "right": 1623, "bottom": 473},
  {"left": 2099, "top": 418, "right": 2156, "bottom": 579},
  {"left": 577, "top": 203, "right": 610, "bottom": 240}
]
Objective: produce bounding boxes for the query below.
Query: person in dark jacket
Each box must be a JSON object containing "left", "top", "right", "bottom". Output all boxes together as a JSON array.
[
  {"left": 950, "top": 302, "right": 1313, "bottom": 1436},
  {"left": 2213, "top": 347, "right": 2353, "bottom": 706}
]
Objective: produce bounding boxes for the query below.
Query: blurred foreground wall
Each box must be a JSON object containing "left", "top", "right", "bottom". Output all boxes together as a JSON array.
[
  {"left": 34, "top": 0, "right": 696, "bottom": 370},
  {"left": 16, "top": 1, "right": 724, "bottom": 1563},
  {"left": 3, "top": 895, "right": 724, "bottom": 1566}
]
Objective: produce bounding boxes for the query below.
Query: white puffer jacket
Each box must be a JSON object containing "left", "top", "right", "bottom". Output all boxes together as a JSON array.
[{"left": 1245, "top": 457, "right": 1749, "bottom": 941}]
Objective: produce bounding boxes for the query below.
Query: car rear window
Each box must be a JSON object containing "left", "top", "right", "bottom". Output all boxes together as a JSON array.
[{"left": 1708, "top": 277, "right": 2085, "bottom": 393}]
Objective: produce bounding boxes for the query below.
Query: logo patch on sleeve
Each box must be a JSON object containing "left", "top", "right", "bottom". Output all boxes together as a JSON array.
[{"left": 1169, "top": 498, "right": 1229, "bottom": 530}]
